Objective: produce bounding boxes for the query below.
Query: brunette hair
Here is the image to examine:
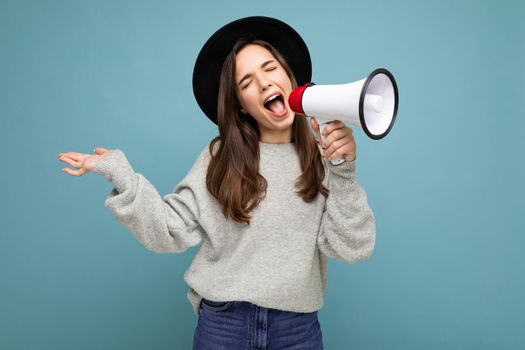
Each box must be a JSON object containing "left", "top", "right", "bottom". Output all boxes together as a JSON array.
[{"left": 205, "top": 38, "right": 329, "bottom": 225}]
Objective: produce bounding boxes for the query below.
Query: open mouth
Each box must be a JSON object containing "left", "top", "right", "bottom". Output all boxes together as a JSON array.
[{"left": 263, "top": 93, "right": 286, "bottom": 115}]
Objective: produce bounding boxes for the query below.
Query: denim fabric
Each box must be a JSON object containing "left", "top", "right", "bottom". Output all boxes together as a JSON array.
[{"left": 193, "top": 298, "right": 323, "bottom": 349}]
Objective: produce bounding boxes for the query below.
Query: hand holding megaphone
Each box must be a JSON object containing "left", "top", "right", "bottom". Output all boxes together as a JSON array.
[
  {"left": 310, "top": 118, "right": 356, "bottom": 163},
  {"left": 289, "top": 68, "right": 399, "bottom": 165}
]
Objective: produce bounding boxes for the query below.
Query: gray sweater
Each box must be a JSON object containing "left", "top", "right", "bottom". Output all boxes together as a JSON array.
[{"left": 92, "top": 140, "right": 376, "bottom": 317}]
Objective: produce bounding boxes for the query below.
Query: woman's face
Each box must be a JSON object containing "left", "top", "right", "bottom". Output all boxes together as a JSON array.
[{"left": 235, "top": 44, "right": 295, "bottom": 143}]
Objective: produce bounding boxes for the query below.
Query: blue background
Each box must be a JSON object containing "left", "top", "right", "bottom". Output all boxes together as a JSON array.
[{"left": 1, "top": 0, "right": 523, "bottom": 349}]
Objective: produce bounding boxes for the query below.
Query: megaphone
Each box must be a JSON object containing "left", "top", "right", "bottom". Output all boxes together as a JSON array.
[{"left": 289, "top": 68, "right": 399, "bottom": 165}]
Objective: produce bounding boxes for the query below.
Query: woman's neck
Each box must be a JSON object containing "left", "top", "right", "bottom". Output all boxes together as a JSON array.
[{"left": 258, "top": 126, "right": 293, "bottom": 144}]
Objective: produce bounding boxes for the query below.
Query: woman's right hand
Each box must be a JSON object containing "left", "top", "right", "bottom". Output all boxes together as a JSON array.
[{"left": 57, "top": 147, "right": 112, "bottom": 176}]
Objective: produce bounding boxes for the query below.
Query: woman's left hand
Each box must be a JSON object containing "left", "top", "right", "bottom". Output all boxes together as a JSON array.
[{"left": 310, "top": 118, "right": 356, "bottom": 162}]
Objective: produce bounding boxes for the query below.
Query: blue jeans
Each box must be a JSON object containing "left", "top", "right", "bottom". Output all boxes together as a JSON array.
[{"left": 193, "top": 298, "right": 323, "bottom": 349}]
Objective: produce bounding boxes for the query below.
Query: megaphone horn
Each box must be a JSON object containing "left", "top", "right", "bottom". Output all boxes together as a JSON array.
[{"left": 289, "top": 68, "right": 399, "bottom": 165}]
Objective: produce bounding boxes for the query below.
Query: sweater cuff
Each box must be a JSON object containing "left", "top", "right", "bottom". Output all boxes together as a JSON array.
[
  {"left": 91, "top": 149, "right": 136, "bottom": 193},
  {"left": 326, "top": 157, "right": 357, "bottom": 181}
]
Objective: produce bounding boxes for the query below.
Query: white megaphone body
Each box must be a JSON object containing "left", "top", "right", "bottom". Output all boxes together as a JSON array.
[{"left": 288, "top": 68, "right": 399, "bottom": 165}]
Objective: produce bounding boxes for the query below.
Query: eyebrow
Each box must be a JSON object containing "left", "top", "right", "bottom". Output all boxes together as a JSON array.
[{"left": 238, "top": 60, "right": 275, "bottom": 86}]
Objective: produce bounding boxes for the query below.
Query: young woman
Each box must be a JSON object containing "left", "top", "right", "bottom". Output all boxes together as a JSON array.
[{"left": 57, "top": 16, "right": 375, "bottom": 350}]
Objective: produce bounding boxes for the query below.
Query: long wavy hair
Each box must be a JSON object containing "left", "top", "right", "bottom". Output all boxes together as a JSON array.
[{"left": 206, "top": 38, "right": 329, "bottom": 225}]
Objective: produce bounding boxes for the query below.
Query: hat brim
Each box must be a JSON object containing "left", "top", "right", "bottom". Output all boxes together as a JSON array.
[{"left": 192, "top": 16, "right": 312, "bottom": 125}]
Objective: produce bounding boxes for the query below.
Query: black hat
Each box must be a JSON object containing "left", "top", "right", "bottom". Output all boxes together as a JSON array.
[{"left": 192, "top": 16, "right": 312, "bottom": 125}]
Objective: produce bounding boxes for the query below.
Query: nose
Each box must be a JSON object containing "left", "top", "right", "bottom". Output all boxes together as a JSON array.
[{"left": 260, "top": 79, "right": 272, "bottom": 92}]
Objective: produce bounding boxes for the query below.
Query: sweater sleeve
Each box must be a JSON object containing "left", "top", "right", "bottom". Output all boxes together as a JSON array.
[
  {"left": 316, "top": 158, "right": 376, "bottom": 264},
  {"left": 91, "top": 148, "right": 207, "bottom": 253}
]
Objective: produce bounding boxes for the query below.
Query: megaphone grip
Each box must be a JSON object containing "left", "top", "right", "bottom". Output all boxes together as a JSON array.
[{"left": 319, "top": 123, "right": 345, "bottom": 166}]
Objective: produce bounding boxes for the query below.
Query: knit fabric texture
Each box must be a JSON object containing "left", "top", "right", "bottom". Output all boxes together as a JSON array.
[{"left": 92, "top": 140, "right": 376, "bottom": 317}]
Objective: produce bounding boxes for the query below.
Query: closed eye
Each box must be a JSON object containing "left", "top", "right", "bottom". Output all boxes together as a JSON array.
[{"left": 241, "top": 67, "right": 277, "bottom": 89}]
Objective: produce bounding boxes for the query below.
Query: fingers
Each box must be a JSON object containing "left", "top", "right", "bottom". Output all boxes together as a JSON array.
[
  {"left": 58, "top": 152, "right": 86, "bottom": 163},
  {"left": 62, "top": 167, "right": 85, "bottom": 176},
  {"left": 57, "top": 147, "right": 108, "bottom": 159},
  {"left": 311, "top": 119, "right": 347, "bottom": 146},
  {"left": 57, "top": 151, "right": 87, "bottom": 176},
  {"left": 57, "top": 151, "right": 88, "bottom": 164},
  {"left": 58, "top": 148, "right": 110, "bottom": 176},
  {"left": 322, "top": 128, "right": 347, "bottom": 150},
  {"left": 94, "top": 147, "right": 109, "bottom": 154},
  {"left": 310, "top": 117, "right": 323, "bottom": 147},
  {"left": 58, "top": 151, "right": 86, "bottom": 159},
  {"left": 58, "top": 153, "right": 82, "bottom": 169},
  {"left": 321, "top": 123, "right": 349, "bottom": 155},
  {"left": 321, "top": 120, "right": 345, "bottom": 138},
  {"left": 322, "top": 125, "right": 356, "bottom": 161},
  {"left": 323, "top": 138, "right": 351, "bottom": 160},
  {"left": 310, "top": 117, "right": 319, "bottom": 130}
]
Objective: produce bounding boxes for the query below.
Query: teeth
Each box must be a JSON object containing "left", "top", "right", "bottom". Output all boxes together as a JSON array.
[{"left": 265, "top": 94, "right": 280, "bottom": 104}]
